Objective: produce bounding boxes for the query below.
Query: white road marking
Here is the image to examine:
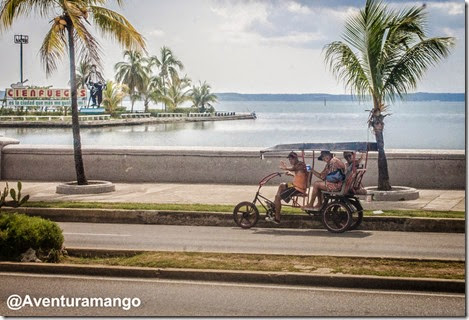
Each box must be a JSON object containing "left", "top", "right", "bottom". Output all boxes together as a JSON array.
[{"left": 1, "top": 272, "right": 464, "bottom": 299}]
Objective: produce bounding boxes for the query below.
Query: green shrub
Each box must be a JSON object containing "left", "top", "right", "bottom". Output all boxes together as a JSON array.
[{"left": 0, "top": 213, "right": 64, "bottom": 262}]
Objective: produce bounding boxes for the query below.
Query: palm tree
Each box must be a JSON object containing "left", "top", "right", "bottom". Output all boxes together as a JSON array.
[
  {"left": 0, "top": 0, "right": 145, "bottom": 185},
  {"left": 76, "top": 60, "right": 91, "bottom": 89},
  {"left": 191, "top": 81, "right": 217, "bottom": 113},
  {"left": 160, "top": 74, "right": 192, "bottom": 112},
  {"left": 139, "top": 67, "right": 160, "bottom": 113},
  {"left": 102, "top": 80, "right": 128, "bottom": 117},
  {"left": 114, "top": 50, "right": 148, "bottom": 112},
  {"left": 149, "top": 46, "right": 184, "bottom": 111},
  {"left": 324, "top": 0, "right": 454, "bottom": 190}
]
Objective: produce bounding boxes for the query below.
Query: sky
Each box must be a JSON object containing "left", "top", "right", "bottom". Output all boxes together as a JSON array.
[{"left": 0, "top": 0, "right": 465, "bottom": 94}]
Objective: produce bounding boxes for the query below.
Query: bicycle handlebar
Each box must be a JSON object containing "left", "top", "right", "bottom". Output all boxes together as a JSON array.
[{"left": 259, "top": 172, "right": 283, "bottom": 186}]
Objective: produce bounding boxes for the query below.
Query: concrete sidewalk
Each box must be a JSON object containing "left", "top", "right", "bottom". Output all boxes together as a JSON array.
[{"left": 1, "top": 181, "right": 465, "bottom": 212}]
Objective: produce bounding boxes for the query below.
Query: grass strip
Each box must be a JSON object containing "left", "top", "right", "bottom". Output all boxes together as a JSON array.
[
  {"left": 63, "top": 251, "right": 464, "bottom": 280},
  {"left": 25, "top": 201, "right": 465, "bottom": 219}
]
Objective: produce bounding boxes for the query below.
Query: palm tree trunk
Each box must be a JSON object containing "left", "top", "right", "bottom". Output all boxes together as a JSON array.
[
  {"left": 162, "top": 76, "right": 167, "bottom": 112},
  {"left": 371, "top": 111, "right": 391, "bottom": 191},
  {"left": 67, "top": 24, "right": 88, "bottom": 185}
]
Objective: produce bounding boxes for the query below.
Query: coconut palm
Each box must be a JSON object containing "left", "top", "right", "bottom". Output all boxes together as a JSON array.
[
  {"left": 114, "top": 50, "right": 148, "bottom": 112},
  {"left": 102, "top": 80, "right": 127, "bottom": 117},
  {"left": 159, "top": 74, "right": 192, "bottom": 112},
  {"left": 149, "top": 46, "right": 184, "bottom": 111},
  {"left": 0, "top": 0, "right": 145, "bottom": 185},
  {"left": 324, "top": 0, "right": 454, "bottom": 190},
  {"left": 191, "top": 81, "right": 217, "bottom": 113}
]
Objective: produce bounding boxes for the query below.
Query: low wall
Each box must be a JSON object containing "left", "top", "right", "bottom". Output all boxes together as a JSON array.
[{"left": 0, "top": 141, "right": 465, "bottom": 189}]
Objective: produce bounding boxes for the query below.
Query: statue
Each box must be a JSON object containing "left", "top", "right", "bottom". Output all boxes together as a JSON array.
[{"left": 85, "top": 64, "right": 105, "bottom": 108}]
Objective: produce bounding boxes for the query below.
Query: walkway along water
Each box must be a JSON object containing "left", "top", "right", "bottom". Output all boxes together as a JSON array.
[{"left": 0, "top": 113, "right": 255, "bottom": 128}]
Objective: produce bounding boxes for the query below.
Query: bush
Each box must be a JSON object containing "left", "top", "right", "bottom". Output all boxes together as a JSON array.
[{"left": 0, "top": 213, "right": 64, "bottom": 262}]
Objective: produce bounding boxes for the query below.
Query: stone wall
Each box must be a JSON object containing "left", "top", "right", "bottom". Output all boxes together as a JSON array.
[{"left": 0, "top": 142, "right": 465, "bottom": 189}]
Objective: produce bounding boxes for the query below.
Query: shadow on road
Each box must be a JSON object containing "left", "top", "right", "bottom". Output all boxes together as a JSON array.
[{"left": 249, "top": 228, "right": 372, "bottom": 238}]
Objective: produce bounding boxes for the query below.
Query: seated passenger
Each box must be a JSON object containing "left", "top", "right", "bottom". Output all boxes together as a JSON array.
[
  {"left": 343, "top": 151, "right": 367, "bottom": 195},
  {"left": 266, "top": 151, "right": 307, "bottom": 224},
  {"left": 303, "top": 150, "right": 345, "bottom": 210}
]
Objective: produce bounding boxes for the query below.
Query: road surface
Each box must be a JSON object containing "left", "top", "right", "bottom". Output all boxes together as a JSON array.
[
  {"left": 59, "top": 222, "right": 465, "bottom": 260},
  {"left": 0, "top": 273, "right": 464, "bottom": 316}
]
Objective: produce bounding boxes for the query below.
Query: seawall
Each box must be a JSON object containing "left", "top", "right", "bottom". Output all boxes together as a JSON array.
[{"left": 0, "top": 139, "right": 465, "bottom": 189}]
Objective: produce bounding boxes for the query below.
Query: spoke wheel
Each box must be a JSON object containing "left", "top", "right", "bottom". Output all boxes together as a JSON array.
[
  {"left": 233, "top": 201, "right": 259, "bottom": 229},
  {"left": 321, "top": 201, "right": 352, "bottom": 233}
]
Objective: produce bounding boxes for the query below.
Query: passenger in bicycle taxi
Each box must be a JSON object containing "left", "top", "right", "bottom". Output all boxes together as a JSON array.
[
  {"left": 343, "top": 151, "right": 367, "bottom": 195},
  {"left": 302, "top": 150, "right": 345, "bottom": 211},
  {"left": 265, "top": 151, "right": 307, "bottom": 224}
]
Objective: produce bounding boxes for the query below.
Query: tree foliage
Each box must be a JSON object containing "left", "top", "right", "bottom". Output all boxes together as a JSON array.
[{"left": 323, "top": 0, "right": 454, "bottom": 190}]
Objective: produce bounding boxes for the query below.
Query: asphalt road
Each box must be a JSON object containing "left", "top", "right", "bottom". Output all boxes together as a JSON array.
[
  {"left": 59, "top": 222, "right": 465, "bottom": 260},
  {"left": 0, "top": 273, "right": 464, "bottom": 316}
]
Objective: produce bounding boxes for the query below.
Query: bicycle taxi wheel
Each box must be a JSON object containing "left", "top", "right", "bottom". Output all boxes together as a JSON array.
[
  {"left": 233, "top": 201, "right": 259, "bottom": 229},
  {"left": 347, "top": 197, "right": 363, "bottom": 230},
  {"left": 321, "top": 200, "right": 353, "bottom": 233}
]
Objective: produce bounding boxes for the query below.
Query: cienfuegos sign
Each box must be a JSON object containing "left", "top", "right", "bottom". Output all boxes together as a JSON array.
[
  {"left": 6, "top": 88, "right": 87, "bottom": 99},
  {"left": 5, "top": 87, "right": 88, "bottom": 108}
]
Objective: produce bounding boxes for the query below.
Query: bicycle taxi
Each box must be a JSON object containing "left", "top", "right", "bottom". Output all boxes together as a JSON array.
[{"left": 233, "top": 142, "right": 378, "bottom": 233}]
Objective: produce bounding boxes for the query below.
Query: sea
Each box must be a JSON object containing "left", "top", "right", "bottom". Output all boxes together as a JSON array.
[{"left": 0, "top": 100, "right": 465, "bottom": 150}]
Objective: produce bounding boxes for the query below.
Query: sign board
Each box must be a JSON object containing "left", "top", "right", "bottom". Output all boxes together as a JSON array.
[
  {"left": 6, "top": 88, "right": 87, "bottom": 99},
  {"left": 4, "top": 87, "right": 88, "bottom": 108}
]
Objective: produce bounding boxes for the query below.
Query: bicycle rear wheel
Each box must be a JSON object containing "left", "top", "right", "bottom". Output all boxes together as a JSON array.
[{"left": 321, "top": 201, "right": 352, "bottom": 233}]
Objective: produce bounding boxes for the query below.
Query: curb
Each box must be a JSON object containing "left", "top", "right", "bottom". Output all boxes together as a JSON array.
[
  {"left": 0, "top": 262, "right": 463, "bottom": 293},
  {"left": 0, "top": 207, "right": 464, "bottom": 233}
]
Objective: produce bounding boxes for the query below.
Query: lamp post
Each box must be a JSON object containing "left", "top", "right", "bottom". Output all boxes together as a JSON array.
[{"left": 14, "top": 34, "right": 28, "bottom": 84}]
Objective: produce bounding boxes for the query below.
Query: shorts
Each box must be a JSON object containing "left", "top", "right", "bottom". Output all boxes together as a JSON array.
[{"left": 280, "top": 186, "right": 302, "bottom": 203}]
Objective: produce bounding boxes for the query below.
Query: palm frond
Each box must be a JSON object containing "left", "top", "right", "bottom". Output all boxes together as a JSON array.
[
  {"left": 324, "top": 41, "right": 370, "bottom": 99},
  {"left": 39, "top": 21, "right": 68, "bottom": 75},
  {"left": 0, "top": 0, "right": 54, "bottom": 30},
  {"left": 90, "top": 5, "right": 146, "bottom": 52},
  {"left": 382, "top": 37, "right": 455, "bottom": 102}
]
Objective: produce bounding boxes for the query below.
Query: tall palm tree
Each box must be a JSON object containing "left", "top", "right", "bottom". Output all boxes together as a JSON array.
[
  {"left": 114, "top": 50, "right": 148, "bottom": 112},
  {"left": 149, "top": 46, "right": 184, "bottom": 111},
  {"left": 0, "top": 0, "right": 145, "bottom": 185},
  {"left": 191, "top": 81, "right": 217, "bottom": 113},
  {"left": 160, "top": 74, "right": 191, "bottom": 111},
  {"left": 324, "top": 0, "right": 454, "bottom": 190}
]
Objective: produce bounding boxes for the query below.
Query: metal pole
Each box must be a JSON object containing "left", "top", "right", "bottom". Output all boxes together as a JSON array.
[
  {"left": 20, "top": 42, "right": 23, "bottom": 83},
  {"left": 14, "top": 35, "right": 28, "bottom": 84}
]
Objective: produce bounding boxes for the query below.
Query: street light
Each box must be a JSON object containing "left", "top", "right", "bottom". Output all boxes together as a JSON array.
[{"left": 14, "top": 34, "right": 29, "bottom": 84}]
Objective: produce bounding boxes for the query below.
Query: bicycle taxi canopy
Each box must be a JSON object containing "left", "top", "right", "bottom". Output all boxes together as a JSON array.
[{"left": 260, "top": 141, "right": 378, "bottom": 157}]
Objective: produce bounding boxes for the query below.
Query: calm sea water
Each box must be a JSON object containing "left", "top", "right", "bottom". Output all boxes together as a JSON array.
[{"left": 0, "top": 100, "right": 464, "bottom": 150}]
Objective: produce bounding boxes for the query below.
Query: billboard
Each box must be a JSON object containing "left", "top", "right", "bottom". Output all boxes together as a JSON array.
[
  {"left": 4, "top": 87, "right": 88, "bottom": 108},
  {"left": 6, "top": 88, "right": 87, "bottom": 99}
]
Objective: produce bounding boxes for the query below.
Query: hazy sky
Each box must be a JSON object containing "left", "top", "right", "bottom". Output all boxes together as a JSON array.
[{"left": 0, "top": 0, "right": 464, "bottom": 94}]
